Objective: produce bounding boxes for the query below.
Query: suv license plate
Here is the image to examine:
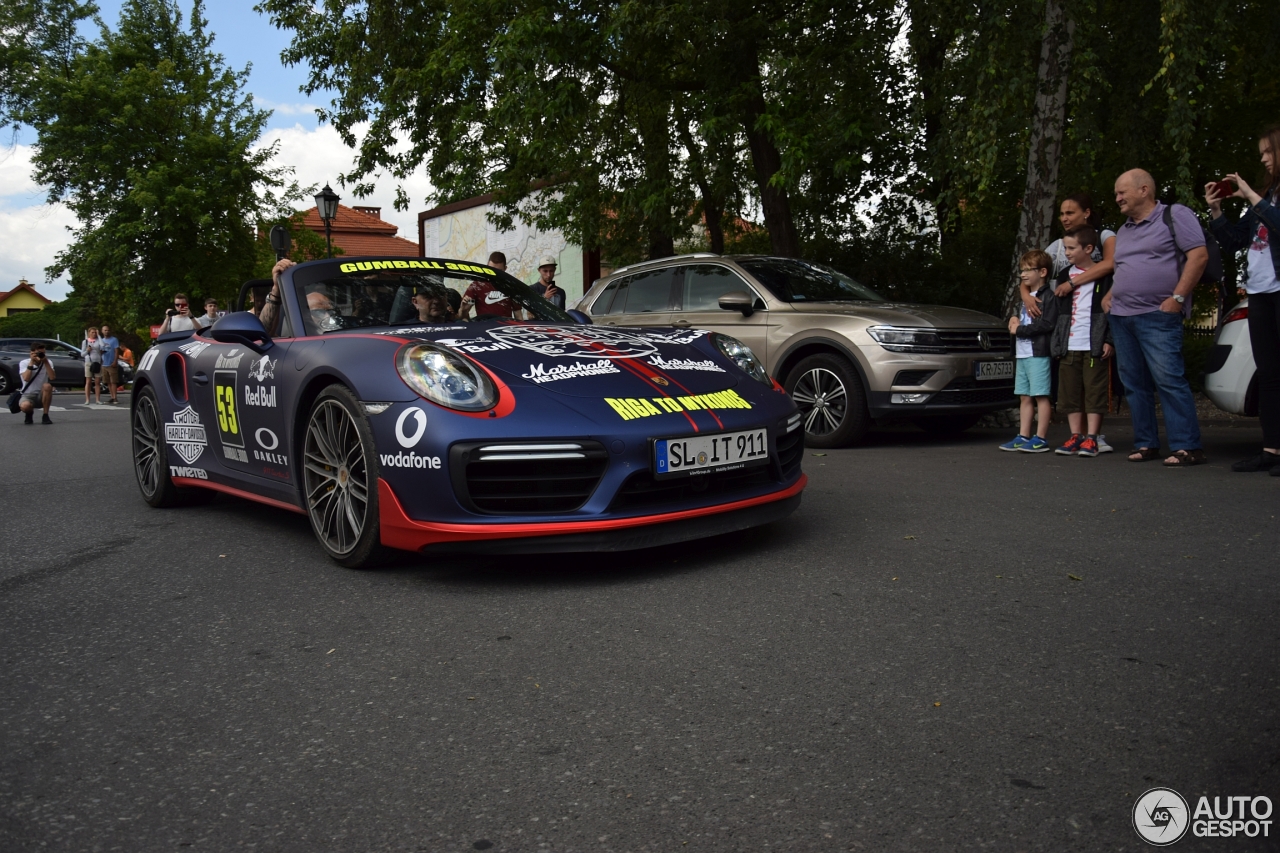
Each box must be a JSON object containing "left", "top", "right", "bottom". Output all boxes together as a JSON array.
[
  {"left": 974, "top": 360, "right": 1014, "bottom": 381},
  {"left": 654, "top": 429, "right": 769, "bottom": 479}
]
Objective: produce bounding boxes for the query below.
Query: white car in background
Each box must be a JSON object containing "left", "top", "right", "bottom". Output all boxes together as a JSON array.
[{"left": 1203, "top": 299, "right": 1257, "bottom": 416}]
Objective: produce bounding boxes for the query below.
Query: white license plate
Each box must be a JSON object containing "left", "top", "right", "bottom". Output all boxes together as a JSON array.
[
  {"left": 974, "top": 360, "right": 1014, "bottom": 381},
  {"left": 654, "top": 429, "right": 769, "bottom": 479}
]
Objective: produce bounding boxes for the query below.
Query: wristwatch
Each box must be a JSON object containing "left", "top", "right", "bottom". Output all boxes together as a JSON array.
[{"left": 1172, "top": 294, "right": 1186, "bottom": 304}]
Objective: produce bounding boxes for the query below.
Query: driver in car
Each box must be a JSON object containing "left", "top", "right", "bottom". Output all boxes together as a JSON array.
[{"left": 411, "top": 284, "right": 455, "bottom": 323}]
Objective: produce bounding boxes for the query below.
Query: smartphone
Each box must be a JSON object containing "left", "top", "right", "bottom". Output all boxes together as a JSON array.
[{"left": 1211, "top": 179, "right": 1235, "bottom": 199}]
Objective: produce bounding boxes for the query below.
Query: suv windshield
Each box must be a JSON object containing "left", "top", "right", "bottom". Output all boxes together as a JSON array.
[
  {"left": 737, "top": 257, "right": 884, "bottom": 303},
  {"left": 291, "top": 259, "right": 573, "bottom": 335}
]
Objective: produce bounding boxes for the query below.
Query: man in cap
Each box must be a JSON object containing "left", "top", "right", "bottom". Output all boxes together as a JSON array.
[{"left": 531, "top": 255, "right": 566, "bottom": 310}]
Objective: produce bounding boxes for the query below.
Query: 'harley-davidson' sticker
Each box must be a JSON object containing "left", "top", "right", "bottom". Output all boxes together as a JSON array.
[
  {"left": 487, "top": 326, "right": 657, "bottom": 359},
  {"left": 164, "top": 405, "right": 207, "bottom": 465}
]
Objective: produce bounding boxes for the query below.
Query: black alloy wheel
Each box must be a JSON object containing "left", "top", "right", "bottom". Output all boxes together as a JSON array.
[
  {"left": 132, "top": 384, "right": 180, "bottom": 507},
  {"left": 302, "top": 385, "right": 384, "bottom": 568},
  {"left": 785, "top": 353, "right": 869, "bottom": 447}
]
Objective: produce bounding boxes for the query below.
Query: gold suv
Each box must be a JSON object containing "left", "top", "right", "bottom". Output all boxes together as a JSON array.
[{"left": 577, "top": 254, "right": 1014, "bottom": 446}]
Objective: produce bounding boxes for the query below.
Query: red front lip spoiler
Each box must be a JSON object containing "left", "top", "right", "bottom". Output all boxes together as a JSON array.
[{"left": 377, "top": 474, "right": 808, "bottom": 553}]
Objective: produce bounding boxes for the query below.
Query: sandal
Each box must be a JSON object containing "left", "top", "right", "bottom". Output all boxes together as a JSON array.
[
  {"left": 1128, "top": 447, "right": 1161, "bottom": 462},
  {"left": 1163, "top": 449, "right": 1207, "bottom": 467}
]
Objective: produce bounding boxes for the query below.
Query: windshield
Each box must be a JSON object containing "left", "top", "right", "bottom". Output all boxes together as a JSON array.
[
  {"left": 293, "top": 259, "right": 574, "bottom": 335},
  {"left": 736, "top": 257, "right": 884, "bottom": 303}
]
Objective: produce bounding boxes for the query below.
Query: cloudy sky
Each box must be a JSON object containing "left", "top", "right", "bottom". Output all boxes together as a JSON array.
[{"left": 0, "top": 0, "right": 434, "bottom": 301}]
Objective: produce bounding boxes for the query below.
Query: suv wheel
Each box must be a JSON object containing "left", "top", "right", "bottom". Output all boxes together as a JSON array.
[{"left": 785, "top": 354, "right": 869, "bottom": 447}]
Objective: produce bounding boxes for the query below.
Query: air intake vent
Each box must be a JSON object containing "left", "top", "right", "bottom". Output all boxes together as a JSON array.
[{"left": 450, "top": 440, "right": 608, "bottom": 515}]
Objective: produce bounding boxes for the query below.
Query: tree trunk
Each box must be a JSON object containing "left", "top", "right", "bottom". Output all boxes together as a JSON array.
[
  {"left": 703, "top": 201, "right": 724, "bottom": 254},
  {"left": 1003, "top": 0, "right": 1074, "bottom": 315},
  {"left": 734, "top": 42, "right": 800, "bottom": 258},
  {"left": 741, "top": 92, "right": 801, "bottom": 258},
  {"left": 907, "top": 0, "right": 957, "bottom": 251},
  {"left": 676, "top": 117, "right": 726, "bottom": 255}
]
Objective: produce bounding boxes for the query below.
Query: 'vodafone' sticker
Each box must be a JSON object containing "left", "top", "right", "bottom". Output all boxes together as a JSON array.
[{"left": 395, "top": 407, "right": 427, "bottom": 448}]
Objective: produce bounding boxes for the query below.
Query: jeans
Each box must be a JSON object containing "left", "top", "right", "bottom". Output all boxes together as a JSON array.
[
  {"left": 1247, "top": 291, "right": 1280, "bottom": 448},
  {"left": 1110, "top": 310, "right": 1201, "bottom": 451}
]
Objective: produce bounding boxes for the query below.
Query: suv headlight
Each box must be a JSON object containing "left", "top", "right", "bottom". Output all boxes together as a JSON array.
[
  {"left": 866, "top": 326, "right": 946, "bottom": 353},
  {"left": 712, "top": 333, "right": 771, "bottom": 385},
  {"left": 396, "top": 343, "right": 498, "bottom": 411}
]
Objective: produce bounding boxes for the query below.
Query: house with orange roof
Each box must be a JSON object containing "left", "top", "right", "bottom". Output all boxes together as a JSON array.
[
  {"left": 0, "top": 279, "right": 52, "bottom": 317},
  {"left": 299, "top": 204, "right": 420, "bottom": 257}
]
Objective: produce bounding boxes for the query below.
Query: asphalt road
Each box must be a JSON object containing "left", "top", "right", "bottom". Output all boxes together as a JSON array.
[{"left": 2, "top": 399, "right": 1278, "bottom": 852}]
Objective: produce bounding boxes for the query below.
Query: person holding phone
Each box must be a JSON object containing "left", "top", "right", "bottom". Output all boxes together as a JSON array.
[
  {"left": 160, "top": 293, "right": 200, "bottom": 333},
  {"left": 532, "top": 255, "right": 566, "bottom": 310},
  {"left": 17, "top": 342, "right": 56, "bottom": 424},
  {"left": 1206, "top": 124, "right": 1280, "bottom": 473}
]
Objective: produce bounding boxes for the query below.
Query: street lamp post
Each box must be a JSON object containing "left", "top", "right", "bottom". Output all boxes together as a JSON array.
[{"left": 315, "top": 183, "right": 340, "bottom": 258}]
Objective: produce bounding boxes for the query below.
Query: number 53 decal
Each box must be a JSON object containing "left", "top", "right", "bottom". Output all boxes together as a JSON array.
[{"left": 213, "top": 369, "right": 245, "bottom": 448}]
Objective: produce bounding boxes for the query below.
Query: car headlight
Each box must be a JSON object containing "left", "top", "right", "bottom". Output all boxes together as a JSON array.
[
  {"left": 712, "top": 333, "right": 772, "bottom": 386},
  {"left": 866, "top": 326, "right": 946, "bottom": 353},
  {"left": 396, "top": 343, "right": 498, "bottom": 411}
]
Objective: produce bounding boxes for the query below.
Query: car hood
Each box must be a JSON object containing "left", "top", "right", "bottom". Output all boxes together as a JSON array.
[
  {"left": 783, "top": 301, "right": 1004, "bottom": 328},
  {"left": 381, "top": 322, "right": 742, "bottom": 399}
]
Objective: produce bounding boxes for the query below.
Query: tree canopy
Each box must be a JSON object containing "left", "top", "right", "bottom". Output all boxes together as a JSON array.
[
  {"left": 16, "top": 0, "right": 302, "bottom": 337},
  {"left": 261, "top": 0, "right": 1280, "bottom": 315}
]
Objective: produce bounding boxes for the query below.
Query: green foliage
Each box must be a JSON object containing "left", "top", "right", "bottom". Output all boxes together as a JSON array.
[
  {"left": 0, "top": 295, "right": 85, "bottom": 341},
  {"left": 256, "top": 0, "right": 1279, "bottom": 314},
  {"left": 0, "top": 0, "right": 96, "bottom": 131},
  {"left": 250, "top": 211, "right": 341, "bottom": 280},
  {"left": 1182, "top": 329, "right": 1215, "bottom": 393},
  {"left": 24, "top": 0, "right": 304, "bottom": 335}
]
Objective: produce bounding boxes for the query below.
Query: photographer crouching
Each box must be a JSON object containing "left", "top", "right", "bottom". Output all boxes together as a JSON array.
[{"left": 17, "top": 342, "right": 56, "bottom": 425}]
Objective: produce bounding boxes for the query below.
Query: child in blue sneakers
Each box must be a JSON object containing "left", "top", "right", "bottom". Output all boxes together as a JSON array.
[{"left": 1001, "top": 250, "right": 1060, "bottom": 453}]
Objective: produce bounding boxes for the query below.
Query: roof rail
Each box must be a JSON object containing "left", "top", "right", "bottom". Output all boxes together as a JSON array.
[{"left": 608, "top": 252, "right": 721, "bottom": 277}]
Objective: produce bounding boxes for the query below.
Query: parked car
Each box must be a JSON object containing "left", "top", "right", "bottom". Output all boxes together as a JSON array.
[
  {"left": 1203, "top": 299, "right": 1257, "bottom": 415},
  {"left": 0, "top": 337, "right": 134, "bottom": 394},
  {"left": 130, "top": 256, "right": 805, "bottom": 568},
  {"left": 577, "top": 255, "right": 1015, "bottom": 446}
]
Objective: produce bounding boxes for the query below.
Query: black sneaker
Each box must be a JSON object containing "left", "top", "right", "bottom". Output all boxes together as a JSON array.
[
  {"left": 1233, "top": 452, "right": 1280, "bottom": 472},
  {"left": 41, "top": 413, "right": 53, "bottom": 424},
  {"left": 24, "top": 411, "right": 33, "bottom": 424}
]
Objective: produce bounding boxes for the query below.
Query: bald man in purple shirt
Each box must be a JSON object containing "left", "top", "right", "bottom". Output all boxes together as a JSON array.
[{"left": 1102, "top": 169, "right": 1208, "bottom": 466}]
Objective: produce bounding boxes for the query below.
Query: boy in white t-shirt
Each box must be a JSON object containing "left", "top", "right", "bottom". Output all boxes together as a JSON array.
[{"left": 1053, "top": 227, "right": 1114, "bottom": 457}]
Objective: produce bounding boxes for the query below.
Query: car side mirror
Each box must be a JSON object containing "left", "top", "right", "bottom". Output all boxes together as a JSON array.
[
  {"left": 565, "top": 309, "right": 593, "bottom": 325},
  {"left": 718, "top": 291, "right": 754, "bottom": 317},
  {"left": 209, "top": 311, "right": 274, "bottom": 354}
]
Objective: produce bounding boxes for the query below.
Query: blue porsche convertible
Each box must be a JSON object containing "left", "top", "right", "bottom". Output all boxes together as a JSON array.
[{"left": 130, "top": 257, "right": 806, "bottom": 567}]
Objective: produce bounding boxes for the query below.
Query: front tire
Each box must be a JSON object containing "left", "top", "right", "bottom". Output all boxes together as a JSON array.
[
  {"left": 132, "top": 384, "right": 180, "bottom": 507},
  {"left": 302, "top": 385, "right": 385, "bottom": 568},
  {"left": 785, "top": 353, "right": 869, "bottom": 447}
]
